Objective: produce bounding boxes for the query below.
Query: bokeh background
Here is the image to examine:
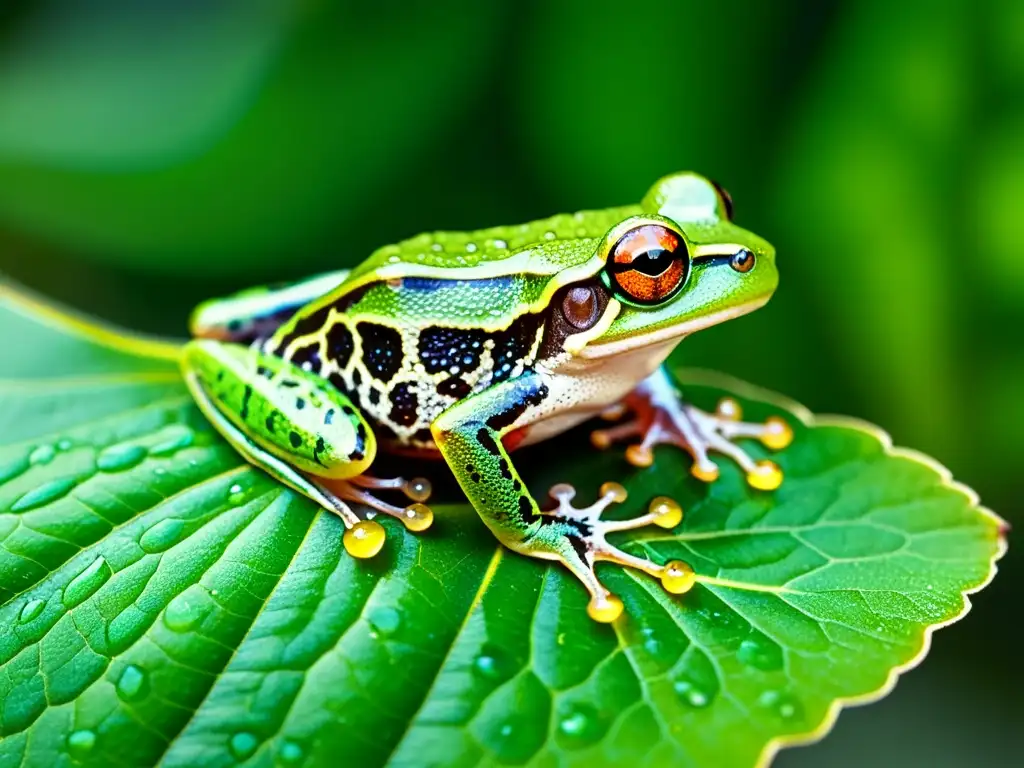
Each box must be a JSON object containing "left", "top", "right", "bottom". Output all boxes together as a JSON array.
[{"left": 0, "top": 1, "right": 1019, "bottom": 765}]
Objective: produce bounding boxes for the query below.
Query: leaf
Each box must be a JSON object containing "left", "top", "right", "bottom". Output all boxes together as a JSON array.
[{"left": 0, "top": 282, "right": 1005, "bottom": 768}]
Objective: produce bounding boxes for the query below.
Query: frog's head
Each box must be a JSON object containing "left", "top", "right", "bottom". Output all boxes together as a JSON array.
[{"left": 552, "top": 172, "right": 777, "bottom": 360}]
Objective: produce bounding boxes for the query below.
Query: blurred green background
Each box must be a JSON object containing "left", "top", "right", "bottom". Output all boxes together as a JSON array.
[{"left": 0, "top": 1, "right": 1019, "bottom": 764}]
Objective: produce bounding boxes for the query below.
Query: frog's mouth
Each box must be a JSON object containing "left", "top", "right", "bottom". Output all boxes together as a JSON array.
[{"left": 578, "top": 298, "right": 769, "bottom": 359}]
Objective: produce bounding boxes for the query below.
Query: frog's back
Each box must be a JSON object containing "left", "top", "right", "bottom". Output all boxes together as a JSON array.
[{"left": 264, "top": 204, "right": 638, "bottom": 448}]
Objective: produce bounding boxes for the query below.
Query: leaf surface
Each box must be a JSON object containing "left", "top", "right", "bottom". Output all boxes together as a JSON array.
[{"left": 0, "top": 283, "right": 1004, "bottom": 768}]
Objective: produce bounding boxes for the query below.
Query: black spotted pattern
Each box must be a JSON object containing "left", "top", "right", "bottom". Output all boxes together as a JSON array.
[
  {"left": 274, "top": 305, "right": 331, "bottom": 354},
  {"left": 357, "top": 322, "right": 404, "bottom": 383},
  {"left": 388, "top": 382, "right": 419, "bottom": 427},
  {"left": 326, "top": 322, "right": 354, "bottom": 369},
  {"left": 437, "top": 375, "right": 472, "bottom": 399},
  {"left": 419, "top": 326, "right": 487, "bottom": 375},
  {"left": 290, "top": 343, "right": 322, "bottom": 373},
  {"left": 490, "top": 313, "right": 541, "bottom": 382}
]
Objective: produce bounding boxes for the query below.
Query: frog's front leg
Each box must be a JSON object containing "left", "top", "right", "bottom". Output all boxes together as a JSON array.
[
  {"left": 182, "top": 340, "right": 433, "bottom": 558},
  {"left": 591, "top": 366, "right": 793, "bottom": 490},
  {"left": 431, "top": 371, "right": 690, "bottom": 624}
]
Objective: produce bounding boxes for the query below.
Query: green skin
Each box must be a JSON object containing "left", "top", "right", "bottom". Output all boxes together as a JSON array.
[{"left": 182, "top": 172, "right": 783, "bottom": 620}]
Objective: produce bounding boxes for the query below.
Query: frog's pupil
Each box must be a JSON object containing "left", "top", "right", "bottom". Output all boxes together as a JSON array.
[{"left": 633, "top": 248, "right": 674, "bottom": 277}]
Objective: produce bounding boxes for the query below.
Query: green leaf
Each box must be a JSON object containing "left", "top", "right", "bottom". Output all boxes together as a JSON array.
[{"left": 0, "top": 282, "right": 1004, "bottom": 768}]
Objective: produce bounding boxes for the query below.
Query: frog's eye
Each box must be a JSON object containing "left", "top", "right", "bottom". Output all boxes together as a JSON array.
[
  {"left": 711, "top": 180, "right": 734, "bottom": 220},
  {"left": 562, "top": 285, "right": 601, "bottom": 330},
  {"left": 608, "top": 224, "right": 688, "bottom": 305},
  {"left": 730, "top": 248, "right": 755, "bottom": 273}
]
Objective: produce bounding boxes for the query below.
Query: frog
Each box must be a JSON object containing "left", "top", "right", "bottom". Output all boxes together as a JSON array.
[{"left": 181, "top": 171, "right": 792, "bottom": 623}]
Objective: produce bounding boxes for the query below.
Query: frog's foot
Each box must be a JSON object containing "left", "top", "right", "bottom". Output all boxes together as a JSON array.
[
  {"left": 319, "top": 474, "right": 435, "bottom": 535},
  {"left": 590, "top": 372, "right": 792, "bottom": 490},
  {"left": 533, "top": 482, "right": 694, "bottom": 623}
]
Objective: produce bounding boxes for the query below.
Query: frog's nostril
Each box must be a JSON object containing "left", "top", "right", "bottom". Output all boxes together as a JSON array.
[{"left": 729, "top": 248, "right": 756, "bottom": 273}]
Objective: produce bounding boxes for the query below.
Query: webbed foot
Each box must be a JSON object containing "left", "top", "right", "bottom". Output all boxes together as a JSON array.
[
  {"left": 532, "top": 482, "right": 694, "bottom": 623},
  {"left": 590, "top": 369, "right": 792, "bottom": 490}
]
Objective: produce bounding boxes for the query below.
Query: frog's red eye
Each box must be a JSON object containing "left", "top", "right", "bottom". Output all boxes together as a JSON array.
[
  {"left": 711, "top": 180, "right": 734, "bottom": 220},
  {"left": 607, "top": 224, "right": 688, "bottom": 305}
]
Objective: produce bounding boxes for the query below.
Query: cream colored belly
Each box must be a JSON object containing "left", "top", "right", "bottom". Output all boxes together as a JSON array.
[{"left": 518, "top": 338, "right": 679, "bottom": 447}]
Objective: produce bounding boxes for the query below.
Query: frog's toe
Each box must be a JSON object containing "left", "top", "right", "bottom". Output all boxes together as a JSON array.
[
  {"left": 323, "top": 475, "right": 436, "bottom": 533},
  {"left": 540, "top": 484, "right": 697, "bottom": 619}
]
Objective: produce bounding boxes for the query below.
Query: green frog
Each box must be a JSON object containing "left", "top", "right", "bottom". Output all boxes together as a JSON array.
[{"left": 182, "top": 172, "right": 792, "bottom": 623}]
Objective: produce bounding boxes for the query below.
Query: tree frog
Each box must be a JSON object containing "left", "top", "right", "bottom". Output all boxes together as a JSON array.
[{"left": 182, "top": 172, "right": 792, "bottom": 623}]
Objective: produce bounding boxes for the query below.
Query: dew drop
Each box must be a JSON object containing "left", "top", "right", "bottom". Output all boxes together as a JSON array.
[
  {"left": 57, "top": 439, "right": 73, "bottom": 451},
  {"left": 465, "top": 242, "right": 478, "bottom": 253},
  {"left": 19, "top": 598, "right": 45, "bottom": 623},
  {"left": 63, "top": 556, "right": 112, "bottom": 608},
  {"left": 67, "top": 729, "right": 96, "bottom": 757},
  {"left": 12, "top": 476, "right": 77, "bottom": 512},
  {"left": 473, "top": 644, "right": 510, "bottom": 681},
  {"left": 543, "top": 230, "right": 556, "bottom": 240},
  {"left": 0, "top": 456, "right": 30, "bottom": 484},
  {"left": 149, "top": 426, "right": 194, "bottom": 456},
  {"left": 737, "top": 634, "right": 784, "bottom": 671},
  {"left": 229, "top": 731, "right": 259, "bottom": 760},
  {"left": 116, "top": 664, "right": 148, "bottom": 702},
  {"left": 227, "top": 483, "right": 248, "bottom": 505},
  {"left": 673, "top": 677, "right": 713, "bottom": 708},
  {"left": 163, "top": 592, "right": 206, "bottom": 632},
  {"left": 493, "top": 239, "right": 507, "bottom": 250},
  {"left": 29, "top": 444, "right": 57, "bottom": 465},
  {"left": 140, "top": 519, "right": 186, "bottom": 554},
  {"left": 367, "top": 605, "right": 401, "bottom": 638},
  {"left": 278, "top": 740, "right": 305, "bottom": 765},
  {"left": 97, "top": 443, "right": 147, "bottom": 472},
  {"left": 557, "top": 703, "right": 603, "bottom": 747},
  {"left": 758, "top": 690, "right": 804, "bottom": 721}
]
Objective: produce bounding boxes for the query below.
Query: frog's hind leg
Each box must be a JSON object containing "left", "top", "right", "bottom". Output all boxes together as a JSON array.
[
  {"left": 591, "top": 366, "right": 793, "bottom": 490},
  {"left": 189, "top": 269, "right": 351, "bottom": 344},
  {"left": 182, "top": 339, "right": 434, "bottom": 558}
]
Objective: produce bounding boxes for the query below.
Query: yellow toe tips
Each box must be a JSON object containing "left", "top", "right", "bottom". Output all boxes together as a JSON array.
[
  {"left": 590, "top": 430, "right": 612, "bottom": 450},
  {"left": 404, "top": 477, "right": 433, "bottom": 502},
  {"left": 625, "top": 444, "right": 654, "bottom": 467},
  {"left": 401, "top": 503, "right": 434, "bottom": 532},
  {"left": 343, "top": 520, "right": 387, "bottom": 558},
  {"left": 760, "top": 416, "right": 794, "bottom": 450},
  {"left": 599, "top": 481, "right": 628, "bottom": 503},
  {"left": 690, "top": 462, "right": 720, "bottom": 483},
  {"left": 649, "top": 496, "right": 683, "bottom": 529},
  {"left": 661, "top": 560, "right": 696, "bottom": 595},
  {"left": 747, "top": 460, "right": 783, "bottom": 491},
  {"left": 715, "top": 397, "right": 743, "bottom": 421},
  {"left": 587, "top": 593, "right": 624, "bottom": 623}
]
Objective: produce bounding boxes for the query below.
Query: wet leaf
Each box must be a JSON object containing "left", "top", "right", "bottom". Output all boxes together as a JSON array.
[{"left": 0, "top": 283, "right": 1004, "bottom": 767}]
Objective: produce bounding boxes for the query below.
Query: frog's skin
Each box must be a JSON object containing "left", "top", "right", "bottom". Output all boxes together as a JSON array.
[{"left": 182, "top": 172, "right": 792, "bottom": 623}]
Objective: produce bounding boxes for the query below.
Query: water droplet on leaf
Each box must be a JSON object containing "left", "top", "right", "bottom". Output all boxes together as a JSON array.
[
  {"left": 737, "top": 634, "right": 784, "bottom": 671},
  {"left": 673, "top": 677, "right": 714, "bottom": 708},
  {"left": 62, "top": 556, "right": 112, "bottom": 608},
  {"left": 67, "top": 729, "right": 96, "bottom": 757},
  {"left": 758, "top": 689, "right": 804, "bottom": 721},
  {"left": 12, "top": 476, "right": 77, "bottom": 511},
  {"left": 367, "top": 606, "right": 401, "bottom": 638},
  {"left": 163, "top": 592, "right": 207, "bottom": 632},
  {"left": 29, "top": 445, "right": 56, "bottom": 465},
  {"left": 229, "top": 732, "right": 259, "bottom": 760},
  {"left": 19, "top": 598, "right": 45, "bottom": 623},
  {"left": 278, "top": 740, "right": 305, "bottom": 765},
  {"left": 96, "top": 443, "right": 147, "bottom": 472},
  {"left": 149, "top": 426, "right": 194, "bottom": 456},
  {"left": 557, "top": 703, "right": 603, "bottom": 747},
  {"left": 116, "top": 665, "right": 148, "bottom": 702}
]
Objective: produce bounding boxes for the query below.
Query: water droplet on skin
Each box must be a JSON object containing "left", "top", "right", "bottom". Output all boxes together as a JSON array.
[
  {"left": 493, "top": 239, "right": 507, "bottom": 250},
  {"left": 97, "top": 444, "right": 147, "bottom": 472},
  {"left": 140, "top": 519, "right": 186, "bottom": 554},
  {"left": 149, "top": 426, "right": 194, "bottom": 456},
  {"left": 67, "top": 729, "right": 96, "bottom": 757},
  {"left": 29, "top": 445, "right": 57, "bottom": 465},
  {"left": 19, "top": 598, "right": 45, "bottom": 623},
  {"left": 278, "top": 740, "right": 305, "bottom": 765},
  {"left": 62, "top": 556, "right": 112, "bottom": 608},
  {"left": 116, "top": 664, "right": 148, "bottom": 702},
  {"left": 229, "top": 732, "right": 259, "bottom": 760},
  {"left": 673, "top": 677, "right": 713, "bottom": 708},
  {"left": 758, "top": 690, "right": 803, "bottom": 721},
  {"left": 737, "top": 634, "right": 784, "bottom": 671},
  {"left": 543, "top": 231, "right": 556, "bottom": 240},
  {"left": 367, "top": 606, "right": 401, "bottom": 638},
  {"left": 557, "top": 703, "right": 603, "bottom": 747},
  {"left": 12, "top": 476, "right": 77, "bottom": 511}
]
